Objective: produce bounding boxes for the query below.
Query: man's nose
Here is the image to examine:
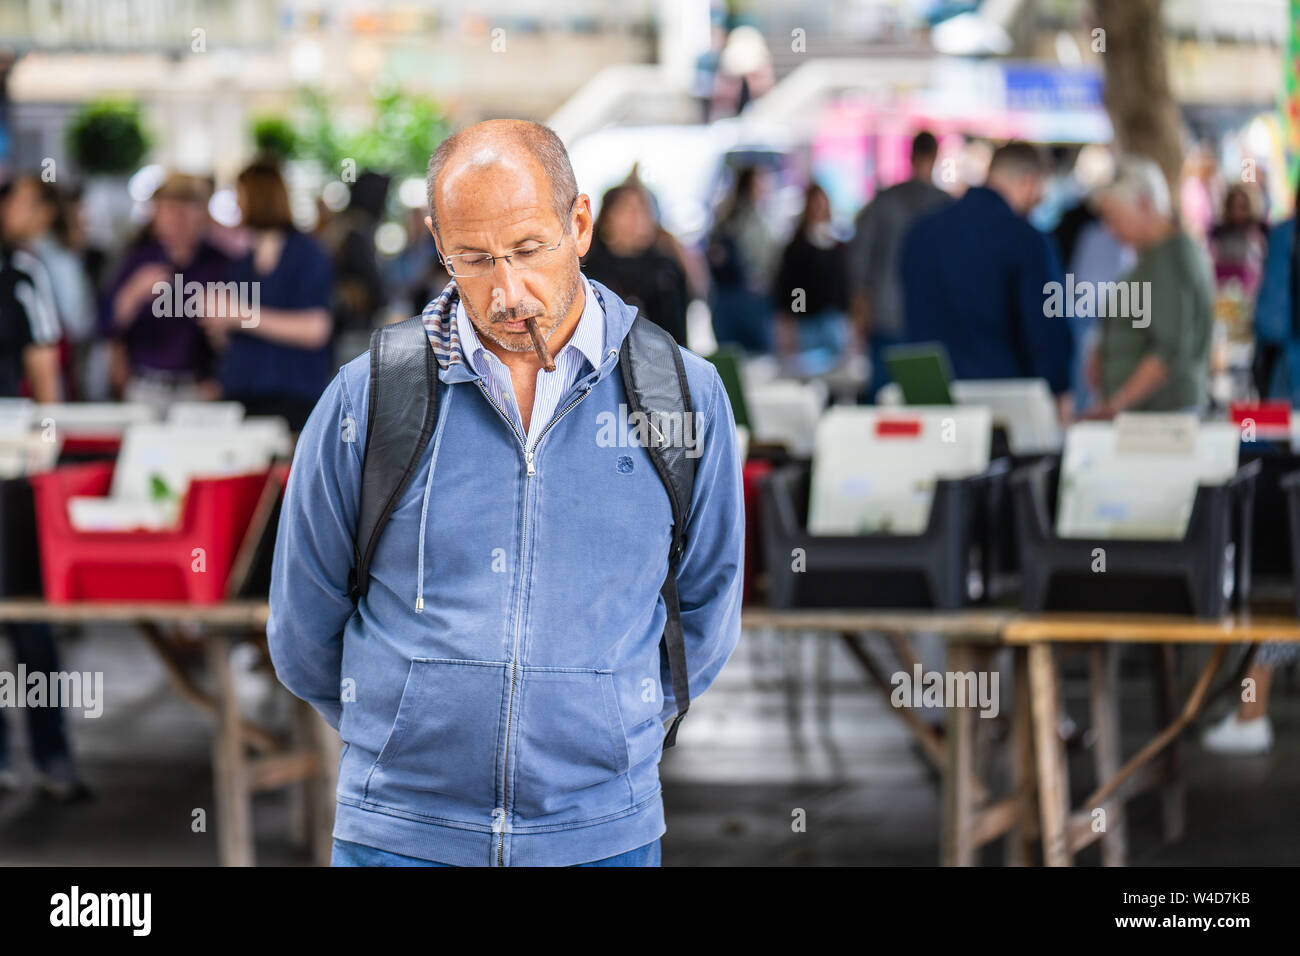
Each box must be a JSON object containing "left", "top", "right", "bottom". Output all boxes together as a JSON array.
[{"left": 490, "top": 257, "right": 528, "bottom": 309}]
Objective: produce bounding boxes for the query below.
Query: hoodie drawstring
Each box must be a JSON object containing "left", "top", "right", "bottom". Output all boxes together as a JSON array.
[{"left": 415, "top": 383, "right": 455, "bottom": 612}]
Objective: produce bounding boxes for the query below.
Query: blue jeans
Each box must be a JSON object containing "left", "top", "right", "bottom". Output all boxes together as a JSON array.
[
  {"left": 330, "top": 837, "right": 661, "bottom": 867},
  {"left": 793, "top": 309, "right": 850, "bottom": 377},
  {"left": 710, "top": 287, "right": 772, "bottom": 354},
  {"left": 0, "top": 623, "right": 74, "bottom": 773}
]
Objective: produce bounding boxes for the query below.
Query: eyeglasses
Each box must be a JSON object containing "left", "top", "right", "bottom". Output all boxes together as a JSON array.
[{"left": 439, "top": 195, "right": 577, "bottom": 279}]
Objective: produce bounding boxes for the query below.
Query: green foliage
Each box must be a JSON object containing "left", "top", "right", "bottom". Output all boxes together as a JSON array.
[
  {"left": 295, "top": 86, "right": 450, "bottom": 181},
  {"left": 251, "top": 114, "right": 298, "bottom": 161},
  {"left": 65, "top": 100, "right": 150, "bottom": 175}
]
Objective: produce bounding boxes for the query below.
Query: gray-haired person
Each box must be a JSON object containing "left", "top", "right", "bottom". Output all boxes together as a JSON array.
[{"left": 1085, "top": 156, "right": 1214, "bottom": 417}]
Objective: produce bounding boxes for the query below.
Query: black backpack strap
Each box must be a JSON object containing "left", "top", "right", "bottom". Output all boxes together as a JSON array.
[
  {"left": 348, "top": 315, "right": 439, "bottom": 603},
  {"left": 619, "top": 313, "right": 697, "bottom": 747}
]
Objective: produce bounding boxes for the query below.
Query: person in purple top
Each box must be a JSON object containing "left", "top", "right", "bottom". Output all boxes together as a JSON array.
[{"left": 99, "top": 172, "right": 233, "bottom": 412}]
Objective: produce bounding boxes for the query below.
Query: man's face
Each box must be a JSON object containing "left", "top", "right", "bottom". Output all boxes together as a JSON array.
[{"left": 427, "top": 158, "right": 592, "bottom": 355}]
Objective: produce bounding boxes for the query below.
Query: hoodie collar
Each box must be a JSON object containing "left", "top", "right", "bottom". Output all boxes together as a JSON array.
[{"left": 419, "top": 276, "right": 635, "bottom": 383}]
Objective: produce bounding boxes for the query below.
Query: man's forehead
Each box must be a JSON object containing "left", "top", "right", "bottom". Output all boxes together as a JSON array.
[
  {"left": 437, "top": 191, "right": 561, "bottom": 250},
  {"left": 437, "top": 148, "right": 544, "bottom": 203},
  {"left": 436, "top": 158, "right": 553, "bottom": 229},
  {"left": 437, "top": 200, "right": 555, "bottom": 249}
]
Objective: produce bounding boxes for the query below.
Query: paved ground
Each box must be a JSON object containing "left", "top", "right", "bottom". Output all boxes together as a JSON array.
[{"left": 0, "top": 623, "right": 1296, "bottom": 865}]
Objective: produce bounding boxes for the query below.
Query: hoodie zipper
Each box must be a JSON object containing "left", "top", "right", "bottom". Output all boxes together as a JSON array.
[{"left": 474, "top": 376, "right": 597, "bottom": 865}]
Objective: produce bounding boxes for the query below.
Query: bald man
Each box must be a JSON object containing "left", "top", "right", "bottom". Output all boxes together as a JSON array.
[{"left": 268, "top": 120, "right": 745, "bottom": 867}]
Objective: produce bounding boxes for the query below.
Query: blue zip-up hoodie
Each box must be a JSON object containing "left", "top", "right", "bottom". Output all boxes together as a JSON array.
[{"left": 267, "top": 278, "right": 745, "bottom": 866}]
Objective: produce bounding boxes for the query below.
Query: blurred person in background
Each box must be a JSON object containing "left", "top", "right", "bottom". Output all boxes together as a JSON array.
[
  {"left": 899, "top": 141, "right": 1073, "bottom": 414},
  {"left": 1086, "top": 156, "right": 1214, "bottom": 417},
  {"left": 1252, "top": 174, "right": 1300, "bottom": 402},
  {"left": 849, "top": 131, "right": 951, "bottom": 400},
  {"left": 318, "top": 170, "right": 389, "bottom": 367},
  {"left": 1, "top": 176, "right": 97, "bottom": 399},
  {"left": 706, "top": 165, "right": 778, "bottom": 353},
  {"left": 1206, "top": 173, "right": 1300, "bottom": 754},
  {"left": 581, "top": 180, "right": 689, "bottom": 346},
  {"left": 713, "top": 25, "right": 775, "bottom": 118},
  {"left": 1210, "top": 184, "right": 1269, "bottom": 311},
  {"left": 389, "top": 206, "right": 448, "bottom": 317},
  {"left": 771, "top": 182, "right": 852, "bottom": 376},
  {"left": 0, "top": 614, "right": 88, "bottom": 799},
  {"left": 692, "top": 18, "right": 728, "bottom": 123},
  {"left": 1052, "top": 148, "right": 1136, "bottom": 413},
  {"left": 1180, "top": 143, "right": 1222, "bottom": 245},
  {"left": 100, "top": 172, "right": 231, "bottom": 413},
  {"left": 0, "top": 183, "right": 63, "bottom": 403},
  {"left": 0, "top": 227, "right": 89, "bottom": 802},
  {"left": 621, "top": 165, "right": 707, "bottom": 307},
  {"left": 2, "top": 177, "right": 95, "bottom": 342},
  {"left": 1208, "top": 185, "right": 1270, "bottom": 400},
  {"left": 200, "top": 160, "right": 334, "bottom": 433}
]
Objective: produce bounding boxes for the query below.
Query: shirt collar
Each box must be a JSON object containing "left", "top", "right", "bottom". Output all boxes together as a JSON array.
[{"left": 455, "top": 272, "right": 605, "bottom": 374}]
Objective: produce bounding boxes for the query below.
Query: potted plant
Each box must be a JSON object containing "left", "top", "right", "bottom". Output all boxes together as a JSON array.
[{"left": 65, "top": 99, "right": 152, "bottom": 254}]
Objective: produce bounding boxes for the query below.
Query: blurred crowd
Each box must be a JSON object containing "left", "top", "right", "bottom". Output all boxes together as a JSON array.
[
  {"left": 0, "top": 160, "right": 397, "bottom": 433},
  {"left": 0, "top": 132, "right": 1295, "bottom": 437},
  {"left": 693, "top": 132, "right": 1297, "bottom": 422}
]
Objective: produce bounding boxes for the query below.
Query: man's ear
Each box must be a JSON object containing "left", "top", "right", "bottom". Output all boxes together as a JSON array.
[{"left": 573, "top": 194, "right": 594, "bottom": 258}]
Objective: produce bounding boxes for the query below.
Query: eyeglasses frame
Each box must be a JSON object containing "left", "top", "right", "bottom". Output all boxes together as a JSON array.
[{"left": 437, "top": 194, "right": 580, "bottom": 279}]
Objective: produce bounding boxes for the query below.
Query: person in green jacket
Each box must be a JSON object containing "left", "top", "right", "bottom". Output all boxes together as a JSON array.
[{"left": 1084, "top": 156, "right": 1215, "bottom": 417}]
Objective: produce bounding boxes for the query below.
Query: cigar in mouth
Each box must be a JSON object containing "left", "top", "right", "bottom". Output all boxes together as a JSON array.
[{"left": 524, "top": 316, "right": 556, "bottom": 372}]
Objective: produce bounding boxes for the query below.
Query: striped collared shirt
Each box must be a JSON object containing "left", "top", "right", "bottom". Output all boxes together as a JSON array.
[{"left": 454, "top": 273, "right": 605, "bottom": 450}]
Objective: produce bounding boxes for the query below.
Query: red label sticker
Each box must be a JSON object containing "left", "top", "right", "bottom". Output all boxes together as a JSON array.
[
  {"left": 1230, "top": 401, "right": 1289, "bottom": 429},
  {"left": 875, "top": 419, "right": 922, "bottom": 438}
]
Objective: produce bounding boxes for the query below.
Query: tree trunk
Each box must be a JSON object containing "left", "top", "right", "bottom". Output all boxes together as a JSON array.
[{"left": 1092, "top": 0, "right": 1183, "bottom": 207}]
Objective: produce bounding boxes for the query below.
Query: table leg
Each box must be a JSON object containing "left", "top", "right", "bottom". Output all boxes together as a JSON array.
[
  {"left": 814, "top": 636, "right": 832, "bottom": 734},
  {"left": 941, "top": 643, "right": 977, "bottom": 866},
  {"left": 839, "top": 631, "right": 946, "bottom": 772},
  {"left": 1006, "top": 646, "right": 1038, "bottom": 865},
  {"left": 206, "top": 631, "right": 254, "bottom": 867},
  {"left": 782, "top": 630, "right": 805, "bottom": 745},
  {"left": 1029, "top": 642, "right": 1071, "bottom": 866},
  {"left": 1088, "top": 644, "right": 1127, "bottom": 865},
  {"left": 1153, "top": 645, "right": 1186, "bottom": 843}
]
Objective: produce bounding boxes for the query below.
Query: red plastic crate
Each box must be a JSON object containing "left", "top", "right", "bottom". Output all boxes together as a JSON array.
[
  {"left": 28, "top": 461, "right": 271, "bottom": 604},
  {"left": 742, "top": 459, "right": 773, "bottom": 605}
]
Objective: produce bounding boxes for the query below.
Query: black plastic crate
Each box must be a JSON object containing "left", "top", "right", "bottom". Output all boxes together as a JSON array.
[
  {"left": 758, "top": 459, "right": 1009, "bottom": 609},
  {"left": 1011, "top": 457, "right": 1258, "bottom": 618},
  {"left": 1240, "top": 444, "right": 1297, "bottom": 580}
]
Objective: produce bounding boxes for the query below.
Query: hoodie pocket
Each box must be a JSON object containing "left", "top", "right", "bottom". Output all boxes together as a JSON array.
[
  {"left": 511, "top": 666, "right": 631, "bottom": 825},
  {"left": 364, "top": 658, "right": 505, "bottom": 823}
]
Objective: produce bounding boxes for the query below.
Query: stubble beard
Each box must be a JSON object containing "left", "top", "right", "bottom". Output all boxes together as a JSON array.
[{"left": 463, "top": 265, "right": 581, "bottom": 354}]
